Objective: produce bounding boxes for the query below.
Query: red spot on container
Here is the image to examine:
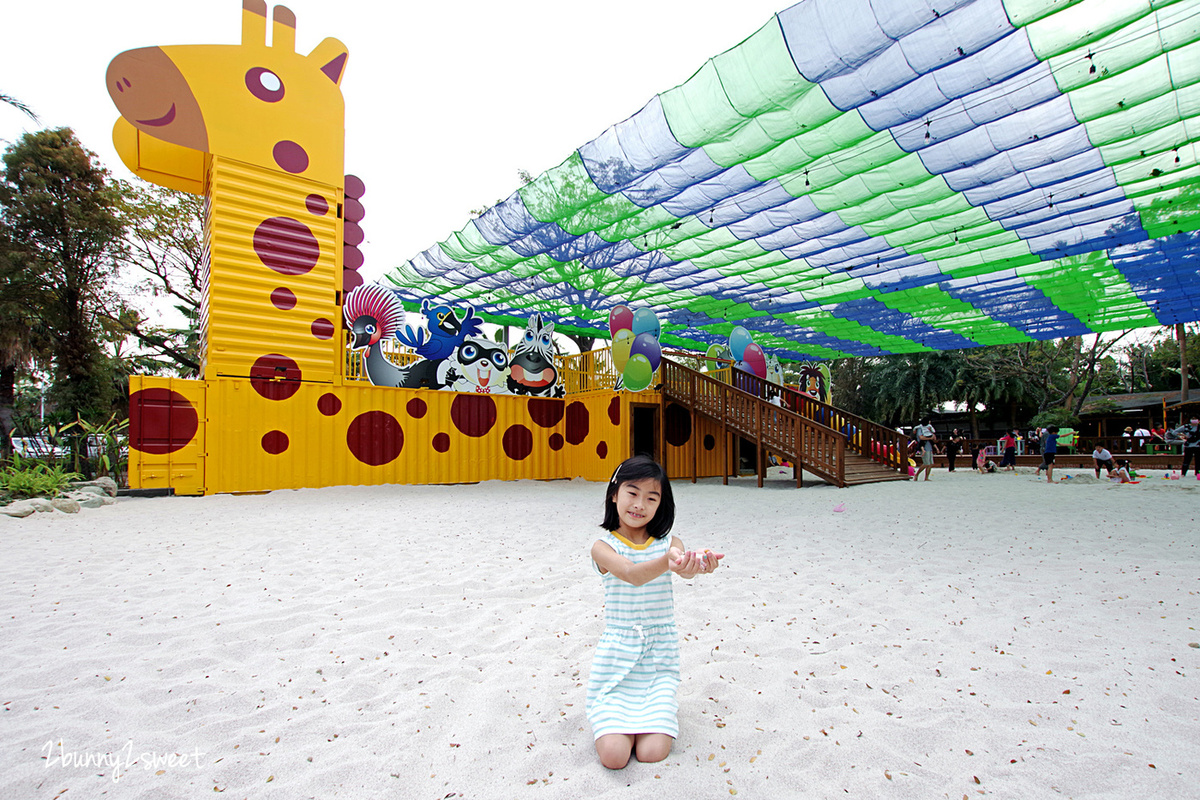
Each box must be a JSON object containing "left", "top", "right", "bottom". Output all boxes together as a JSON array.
[
  {"left": 129, "top": 388, "right": 198, "bottom": 455},
  {"left": 343, "top": 244, "right": 364, "bottom": 270},
  {"left": 565, "top": 401, "right": 589, "bottom": 445},
  {"left": 665, "top": 403, "right": 692, "bottom": 447},
  {"left": 503, "top": 425, "right": 533, "bottom": 461},
  {"left": 262, "top": 430, "right": 289, "bottom": 454},
  {"left": 270, "top": 287, "right": 297, "bottom": 310},
  {"left": 344, "top": 197, "right": 365, "bottom": 223},
  {"left": 311, "top": 318, "right": 334, "bottom": 340},
  {"left": 346, "top": 411, "right": 404, "bottom": 466},
  {"left": 305, "top": 193, "right": 328, "bottom": 215},
  {"left": 450, "top": 394, "right": 497, "bottom": 437},
  {"left": 432, "top": 432, "right": 450, "bottom": 453},
  {"left": 597, "top": 441, "right": 608, "bottom": 459},
  {"left": 344, "top": 220, "right": 364, "bottom": 246},
  {"left": 407, "top": 398, "right": 427, "bottom": 419},
  {"left": 704, "top": 434, "right": 716, "bottom": 451},
  {"left": 317, "top": 393, "right": 342, "bottom": 416},
  {"left": 273, "top": 140, "right": 309, "bottom": 173},
  {"left": 528, "top": 397, "right": 564, "bottom": 428},
  {"left": 343, "top": 269, "right": 364, "bottom": 293},
  {"left": 549, "top": 433, "right": 564, "bottom": 451},
  {"left": 250, "top": 354, "right": 302, "bottom": 400},
  {"left": 253, "top": 217, "right": 320, "bottom": 275},
  {"left": 608, "top": 396, "right": 621, "bottom": 425}
]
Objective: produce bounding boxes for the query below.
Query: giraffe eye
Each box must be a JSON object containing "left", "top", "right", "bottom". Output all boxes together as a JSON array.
[{"left": 246, "top": 68, "right": 285, "bottom": 102}]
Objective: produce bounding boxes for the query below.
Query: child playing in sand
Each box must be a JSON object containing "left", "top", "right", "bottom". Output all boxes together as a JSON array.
[
  {"left": 586, "top": 455, "right": 724, "bottom": 770},
  {"left": 1108, "top": 459, "right": 1137, "bottom": 483}
]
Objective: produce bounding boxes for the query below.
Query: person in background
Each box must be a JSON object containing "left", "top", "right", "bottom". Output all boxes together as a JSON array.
[
  {"left": 1109, "top": 459, "right": 1136, "bottom": 483},
  {"left": 1122, "top": 426, "right": 1134, "bottom": 452},
  {"left": 913, "top": 419, "right": 937, "bottom": 482},
  {"left": 1026, "top": 428, "right": 1040, "bottom": 455},
  {"left": 998, "top": 429, "right": 1018, "bottom": 471},
  {"left": 1170, "top": 417, "right": 1200, "bottom": 476},
  {"left": 946, "top": 429, "right": 964, "bottom": 472},
  {"left": 1133, "top": 425, "right": 1151, "bottom": 452},
  {"left": 1040, "top": 426, "right": 1060, "bottom": 483},
  {"left": 1092, "top": 443, "right": 1115, "bottom": 478}
]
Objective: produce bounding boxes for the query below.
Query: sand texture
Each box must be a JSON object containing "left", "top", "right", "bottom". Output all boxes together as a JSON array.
[{"left": 1, "top": 468, "right": 1197, "bottom": 798}]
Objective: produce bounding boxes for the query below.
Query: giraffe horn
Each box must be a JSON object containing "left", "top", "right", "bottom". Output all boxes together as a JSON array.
[
  {"left": 272, "top": 6, "right": 296, "bottom": 52},
  {"left": 242, "top": 0, "right": 267, "bottom": 46}
]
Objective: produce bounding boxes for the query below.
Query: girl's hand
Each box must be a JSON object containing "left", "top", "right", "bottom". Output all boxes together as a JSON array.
[{"left": 670, "top": 548, "right": 724, "bottom": 578}]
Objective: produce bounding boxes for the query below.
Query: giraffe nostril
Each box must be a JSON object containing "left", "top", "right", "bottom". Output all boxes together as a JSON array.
[{"left": 123, "top": 78, "right": 131, "bottom": 87}]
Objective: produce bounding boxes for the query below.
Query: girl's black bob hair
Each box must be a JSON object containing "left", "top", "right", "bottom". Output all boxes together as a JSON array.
[{"left": 600, "top": 454, "right": 676, "bottom": 540}]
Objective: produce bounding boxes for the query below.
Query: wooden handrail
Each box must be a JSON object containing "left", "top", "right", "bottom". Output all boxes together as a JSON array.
[
  {"left": 708, "top": 365, "right": 908, "bottom": 474},
  {"left": 660, "top": 358, "right": 848, "bottom": 487}
]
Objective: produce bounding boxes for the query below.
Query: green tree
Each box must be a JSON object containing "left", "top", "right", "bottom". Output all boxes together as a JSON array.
[
  {"left": 859, "top": 350, "right": 959, "bottom": 426},
  {"left": 0, "top": 128, "right": 125, "bottom": 426},
  {"left": 104, "top": 181, "right": 204, "bottom": 377},
  {"left": 0, "top": 221, "right": 54, "bottom": 452}
]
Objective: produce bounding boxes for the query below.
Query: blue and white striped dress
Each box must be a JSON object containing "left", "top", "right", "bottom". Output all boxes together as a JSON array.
[{"left": 586, "top": 531, "right": 680, "bottom": 740}]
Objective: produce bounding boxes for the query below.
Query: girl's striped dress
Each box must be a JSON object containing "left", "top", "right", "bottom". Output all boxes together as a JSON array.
[{"left": 586, "top": 531, "right": 680, "bottom": 739}]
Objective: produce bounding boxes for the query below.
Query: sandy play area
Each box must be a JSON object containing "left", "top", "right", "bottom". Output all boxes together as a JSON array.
[{"left": 1, "top": 467, "right": 1197, "bottom": 799}]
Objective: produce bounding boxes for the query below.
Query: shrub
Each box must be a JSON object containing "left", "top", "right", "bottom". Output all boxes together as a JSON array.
[{"left": 0, "top": 455, "right": 83, "bottom": 501}]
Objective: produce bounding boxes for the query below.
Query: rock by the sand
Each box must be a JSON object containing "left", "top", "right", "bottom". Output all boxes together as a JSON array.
[
  {"left": 29, "top": 498, "right": 55, "bottom": 513},
  {"left": 68, "top": 477, "right": 118, "bottom": 497},
  {"left": 50, "top": 498, "right": 81, "bottom": 514},
  {"left": 67, "top": 493, "right": 105, "bottom": 509},
  {"left": 2, "top": 500, "right": 37, "bottom": 518}
]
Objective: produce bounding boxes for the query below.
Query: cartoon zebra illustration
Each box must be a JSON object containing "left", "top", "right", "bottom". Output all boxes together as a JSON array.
[{"left": 506, "top": 315, "right": 563, "bottom": 398}]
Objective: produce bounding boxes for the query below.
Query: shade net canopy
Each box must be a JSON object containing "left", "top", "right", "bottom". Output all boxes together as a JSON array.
[{"left": 384, "top": 0, "right": 1200, "bottom": 360}]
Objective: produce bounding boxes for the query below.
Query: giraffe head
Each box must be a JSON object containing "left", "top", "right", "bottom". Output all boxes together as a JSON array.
[{"left": 107, "top": 0, "right": 349, "bottom": 190}]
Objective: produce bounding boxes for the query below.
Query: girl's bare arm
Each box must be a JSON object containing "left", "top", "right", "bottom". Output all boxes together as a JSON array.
[{"left": 591, "top": 540, "right": 671, "bottom": 586}]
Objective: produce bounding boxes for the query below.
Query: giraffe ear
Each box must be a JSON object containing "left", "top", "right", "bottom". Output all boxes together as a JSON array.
[{"left": 309, "top": 37, "right": 349, "bottom": 85}]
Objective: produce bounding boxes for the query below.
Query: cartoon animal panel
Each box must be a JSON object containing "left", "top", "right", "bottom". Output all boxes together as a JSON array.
[{"left": 508, "top": 315, "right": 564, "bottom": 397}]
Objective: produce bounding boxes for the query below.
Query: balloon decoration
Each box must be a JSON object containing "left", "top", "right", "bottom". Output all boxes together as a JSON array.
[
  {"left": 610, "top": 305, "right": 662, "bottom": 392},
  {"left": 728, "top": 326, "right": 767, "bottom": 379}
]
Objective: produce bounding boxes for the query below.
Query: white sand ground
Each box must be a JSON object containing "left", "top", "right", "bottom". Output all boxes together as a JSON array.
[{"left": 1, "top": 467, "right": 1198, "bottom": 799}]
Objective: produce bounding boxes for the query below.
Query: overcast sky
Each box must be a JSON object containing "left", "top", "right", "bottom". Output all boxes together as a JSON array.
[{"left": 1, "top": 0, "right": 791, "bottom": 288}]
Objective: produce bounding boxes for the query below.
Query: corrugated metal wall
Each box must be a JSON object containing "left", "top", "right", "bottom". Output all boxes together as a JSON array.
[
  {"left": 202, "top": 156, "right": 341, "bottom": 384},
  {"left": 127, "top": 376, "right": 207, "bottom": 495}
]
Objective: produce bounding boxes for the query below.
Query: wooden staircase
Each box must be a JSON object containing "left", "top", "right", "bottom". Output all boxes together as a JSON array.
[{"left": 659, "top": 357, "right": 909, "bottom": 488}]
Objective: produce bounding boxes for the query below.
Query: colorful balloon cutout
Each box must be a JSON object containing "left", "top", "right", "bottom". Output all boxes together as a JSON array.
[
  {"left": 742, "top": 342, "right": 767, "bottom": 379},
  {"left": 612, "top": 328, "right": 634, "bottom": 372},
  {"left": 609, "top": 305, "right": 633, "bottom": 338},
  {"left": 631, "top": 307, "right": 661, "bottom": 338},
  {"left": 728, "top": 326, "right": 753, "bottom": 361},
  {"left": 630, "top": 332, "right": 661, "bottom": 373},
  {"left": 623, "top": 354, "right": 655, "bottom": 392}
]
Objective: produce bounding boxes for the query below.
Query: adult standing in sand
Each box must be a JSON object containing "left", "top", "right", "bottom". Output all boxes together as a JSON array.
[
  {"left": 1040, "top": 426, "right": 1059, "bottom": 483},
  {"left": 1170, "top": 417, "right": 1200, "bottom": 476},
  {"left": 998, "top": 429, "right": 1018, "bottom": 471},
  {"left": 946, "top": 429, "right": 963, "bottom": 472},
  {"left": 913, "top": 419, "right": 936, "bottom": 482}
]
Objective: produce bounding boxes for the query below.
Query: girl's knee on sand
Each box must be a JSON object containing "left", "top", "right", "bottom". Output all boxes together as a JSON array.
[{"left": 596, "top": 733, "right": 673, "bottom": 769}]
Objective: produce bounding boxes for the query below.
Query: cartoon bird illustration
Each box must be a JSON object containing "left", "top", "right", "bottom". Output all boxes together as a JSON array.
[
  {"left": 396, "top": 299, "right": 484, "bottom": 361},
  {"left": 344, "top": 285, "right": 446, "bottom": 389}
]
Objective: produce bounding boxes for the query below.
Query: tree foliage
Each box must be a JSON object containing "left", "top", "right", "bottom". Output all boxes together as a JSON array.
[{"left": 0, "top": 128, "right": 124, "bottom": 425}]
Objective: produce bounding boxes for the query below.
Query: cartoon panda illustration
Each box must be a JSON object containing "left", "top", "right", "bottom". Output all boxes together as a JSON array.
[{"left": 442, "top": 337, "right": 511, "bottom": 394}]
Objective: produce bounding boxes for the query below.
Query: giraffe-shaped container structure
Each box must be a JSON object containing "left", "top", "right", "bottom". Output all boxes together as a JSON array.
[{"left": 109, "top": 1, "right": 688, "bottom": 493}]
